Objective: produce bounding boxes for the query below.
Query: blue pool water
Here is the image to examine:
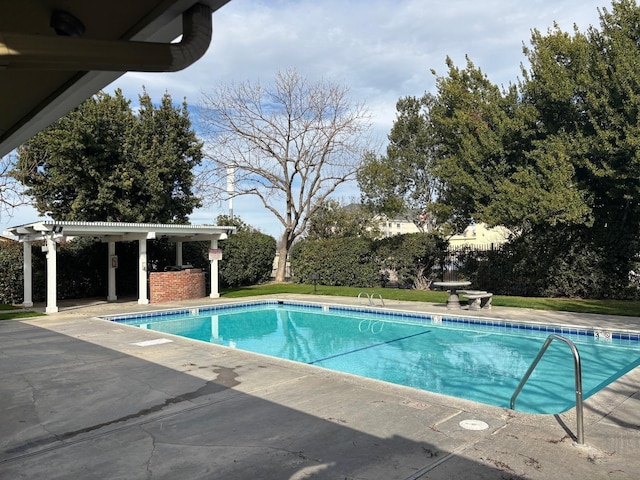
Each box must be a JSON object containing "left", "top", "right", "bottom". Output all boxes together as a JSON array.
[{"left": 106, "top": 301, "right": 640, "bottom": 414}]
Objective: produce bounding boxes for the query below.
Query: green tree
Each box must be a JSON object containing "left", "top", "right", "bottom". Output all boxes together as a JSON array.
[
  {"left": 306, "top": 199, "right": 379, "bottom": 240},
  {"left": 386, "top": 0, "right": 640, "bottom": 297},
  {"left": 519, "top": 1, "right": 640, "bottom": 287},
  {"left": 215, "top": 215, "right": 276, "bottom": 287},
  {"left": 357, "top": 95, "right": 439, "bottom": 230},
  {"left": 14, "top": 89, "right": 202, "bottom": 223},
  {"left": 215, "top": 214, "right": 251, "bottom": 232},
  {"left": 427, "top": 56, "right": 589, "bottom": 233}
]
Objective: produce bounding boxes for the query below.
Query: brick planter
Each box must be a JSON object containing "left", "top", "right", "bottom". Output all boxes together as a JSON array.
[{"left": 149, "top": 268, "right": 205, "bottom": 303}]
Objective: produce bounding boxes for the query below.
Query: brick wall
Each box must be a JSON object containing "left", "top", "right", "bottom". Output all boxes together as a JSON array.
[{"left": 149, "top": 269, "right": 206, "bottom": 303}]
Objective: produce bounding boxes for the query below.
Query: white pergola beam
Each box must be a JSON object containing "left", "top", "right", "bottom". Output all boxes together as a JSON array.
[{"left": 166, "top": 234, "right": 224, "bottom": 243}]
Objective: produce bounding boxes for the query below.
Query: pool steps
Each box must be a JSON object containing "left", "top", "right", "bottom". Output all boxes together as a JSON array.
[{"left": 100, "top": 299, "right": 640, "bottom": 345}]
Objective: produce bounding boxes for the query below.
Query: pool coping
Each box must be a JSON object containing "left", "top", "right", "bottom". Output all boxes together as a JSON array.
[{"left": 98, "top": 297, "right": 640, "bottom": 417}]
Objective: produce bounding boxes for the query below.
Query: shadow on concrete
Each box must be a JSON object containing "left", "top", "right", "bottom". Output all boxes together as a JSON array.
[{"left": 0, "top": 319, "right": 525, "bottom": 480}]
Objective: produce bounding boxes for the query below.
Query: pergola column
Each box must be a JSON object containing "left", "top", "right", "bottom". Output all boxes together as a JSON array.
[
  {"left": 5, "top": 222, "right": 235, "bottom": 309},
  {"left": 138, "top": 238, "right": 149, "bottom": 304},
  {"left": 176, "top": 241, "right": 183, "bottom": 266},
  {"left": 107, "top": 241, "right": 117, "bottom": 301},
  {"left": 45, "top": 234, "right": 58, "bottom": 313},
  {"left": 23, "top": 241, "right": 33, "bottom": 307},
  {"left": 209, "top": 238, "right": 219, "bottom": 298}
]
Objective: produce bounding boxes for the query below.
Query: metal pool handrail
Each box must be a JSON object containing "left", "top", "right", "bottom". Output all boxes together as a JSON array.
[
  {"left": 510, "top": 334, "right": 584, "bottom": 445},
  {"left": 357, "top": 292, "right": 385, "bottom": 306},
  {"left": 357, "top": 292, "right": 370, "bottom": 305}
]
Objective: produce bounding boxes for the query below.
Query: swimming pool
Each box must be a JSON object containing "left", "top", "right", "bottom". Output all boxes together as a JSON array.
[{"left": 104, "top": 300, "right": 640, "bottom": 414}]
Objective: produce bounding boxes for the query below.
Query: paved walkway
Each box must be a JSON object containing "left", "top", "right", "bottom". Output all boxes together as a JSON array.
[{"left": 2, "top": 295, "right": 640, "bottom": 479}]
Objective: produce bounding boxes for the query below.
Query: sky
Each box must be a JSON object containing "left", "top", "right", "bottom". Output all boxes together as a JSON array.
[{"left": 1, "top": 0, "right": 607, "bottom": 239}]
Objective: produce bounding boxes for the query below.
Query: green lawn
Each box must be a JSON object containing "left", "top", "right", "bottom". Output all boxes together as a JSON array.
[
  {"left": 0, "top": 304, "right": 44, "bottom": 321},
  {"left": 221, "top": 283, "right": 640, "bottom": 317},
  {"left": 2, "top": 283, "right": 639, "bottom": 320}
]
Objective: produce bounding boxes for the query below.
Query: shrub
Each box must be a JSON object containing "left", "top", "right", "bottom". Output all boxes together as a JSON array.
[
  {"left": 375, "top": 233, "right": 444, "bottom": 288},
  {"left": 461, "top": 228, "right": 620, "bottom": 298},
  {"left": 0, "top": 241, "right": 47, "bottom": 304},
  {"left": 0, "top": 241, "right": 25, "bottom": 304},
  {"left": 219, "top": 231, "right": 276, "bottom": 287},
  {"left": 56, "top": 238, "right": 107, "bottom": 299}
]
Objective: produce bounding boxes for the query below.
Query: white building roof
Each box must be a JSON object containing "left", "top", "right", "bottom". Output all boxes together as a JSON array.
[{"left": 4, "top": 221, "right": 235, "bottom": 243}]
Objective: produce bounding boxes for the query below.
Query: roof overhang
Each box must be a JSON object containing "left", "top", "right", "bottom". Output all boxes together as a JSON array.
[
  {"left": 0, "top": 0, "right": 231, "bottom": 157},
  {"left": 4, "top": 221, "right": 236, "bottom": 243}
]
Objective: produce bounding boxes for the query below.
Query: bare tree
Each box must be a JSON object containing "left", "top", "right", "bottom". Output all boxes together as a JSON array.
[
  {"left": 198, "top": 68, "right": 374, "bottom": 282},
  {"left": 0, "top": 153, "right": 29, "bottom": 221}
]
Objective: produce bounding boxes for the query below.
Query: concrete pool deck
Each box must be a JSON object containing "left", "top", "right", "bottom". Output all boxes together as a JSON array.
[{"left": 2, "top": 294, "right": 640, "bottom": 479}]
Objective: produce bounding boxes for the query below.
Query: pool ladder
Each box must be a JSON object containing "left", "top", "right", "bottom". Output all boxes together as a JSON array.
[
  {"left": 510, "top": 334, "right": 584, "bottom": 445},
  {"left": 358, "top": 292, "right": 385, "bottom": 307}
]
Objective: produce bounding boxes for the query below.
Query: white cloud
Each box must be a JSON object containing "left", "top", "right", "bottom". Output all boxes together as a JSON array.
[{"left": 1, "top": 0, "right": 606, "bottom": 238}]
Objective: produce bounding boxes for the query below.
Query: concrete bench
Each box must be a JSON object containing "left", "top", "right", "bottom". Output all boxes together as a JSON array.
[{"left": 460, "top": 290, "right": 493, "bottom": 310}]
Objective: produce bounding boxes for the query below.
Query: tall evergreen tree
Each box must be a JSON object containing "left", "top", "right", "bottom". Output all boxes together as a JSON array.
[
  {"left": 521, "top": 1, "right": 640, "bottom": 279},
  {"left": 14, "top": 89, "right": 202, "bottom": 223},
  {"left": 430, "top": 56, "right": 591, "bottom": 233},
  {"left": 361, "top": 0, "right": 640, "bottom": 296},
  {"left": 357, "top": 95, "right": 439, "bottom": 231}
]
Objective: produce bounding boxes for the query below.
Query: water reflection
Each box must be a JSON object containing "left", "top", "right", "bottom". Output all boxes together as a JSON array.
[{"left": 132, "top": 305, "right": 640, "bottom": 414}]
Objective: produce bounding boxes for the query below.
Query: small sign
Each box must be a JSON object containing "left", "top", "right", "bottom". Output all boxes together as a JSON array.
[{"left": 208, "top": 248, "right": 222, "bottom": 261}]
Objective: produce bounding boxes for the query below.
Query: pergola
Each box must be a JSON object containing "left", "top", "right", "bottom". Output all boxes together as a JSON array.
[{"left": 3, "top": 221, "right": 235, "bottom": 313}]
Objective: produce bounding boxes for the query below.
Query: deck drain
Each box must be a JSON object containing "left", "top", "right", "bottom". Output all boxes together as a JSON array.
[
  {"left": 459, "top": 419, "right": 489, "bottom": 431},
  {"left": 132, "top": 338, "right": 173, "bottom": 347}
]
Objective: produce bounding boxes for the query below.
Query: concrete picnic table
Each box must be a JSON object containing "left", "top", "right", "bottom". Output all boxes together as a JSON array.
[{"left": 432, "top": 280, "right": 472, "bottom": 309}]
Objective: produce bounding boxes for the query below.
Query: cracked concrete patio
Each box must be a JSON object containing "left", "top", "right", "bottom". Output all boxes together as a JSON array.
[{"left": 1, "top": 295, "right": 640, "bottom": 479}]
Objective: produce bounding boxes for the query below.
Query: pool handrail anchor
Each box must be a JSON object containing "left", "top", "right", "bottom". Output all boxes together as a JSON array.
[{"left": 510, "top": 334, "right": 584, "bottom": 445}]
